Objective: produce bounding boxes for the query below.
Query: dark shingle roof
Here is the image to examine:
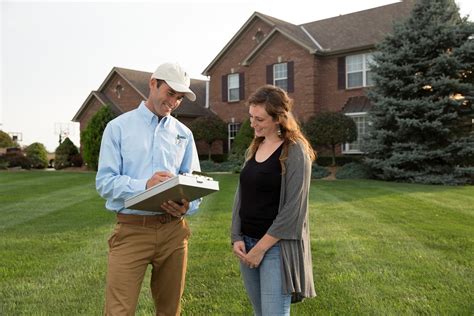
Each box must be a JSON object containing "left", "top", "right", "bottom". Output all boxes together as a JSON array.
[
  {"left": 203, "top": 1, "right": 415, "bottom": 74},
  {"left": 73, "top": 67, "right": 211, "bottom": 122},
  {"left": 301, "top": 0, "right": 414, "bottom": 53},
  {"left": 112, "top": 67, "right": 211, "bottom": 117},
  {"left": 342, "top": 96, "right": 373, "bottom": 113}
]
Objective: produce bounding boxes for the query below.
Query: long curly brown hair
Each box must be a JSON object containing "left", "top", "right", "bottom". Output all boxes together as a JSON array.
[{"left": 245, "top": 85, "right": 316, "bottom": 173}]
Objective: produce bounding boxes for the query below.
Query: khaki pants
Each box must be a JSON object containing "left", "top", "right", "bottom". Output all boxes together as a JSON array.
[{"left": 105, "top": 214, "right": 191, "bottom": 316}]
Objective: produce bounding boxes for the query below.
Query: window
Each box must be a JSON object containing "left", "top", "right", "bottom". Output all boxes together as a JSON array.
[
  {"left": 342, "top": 113, "right": 369, "bottom": 154},
  {"left": 228, "top": 73, "right": 240, "bottom": 102},
  {"left": 228, "top": 122, "right": 241, "bottom": 152},
  {"left": 346, "top": 53, "right": 374, "bottom": 88},
  {"left": 273, "top": 63, "right": 288, "bottom": 91}
]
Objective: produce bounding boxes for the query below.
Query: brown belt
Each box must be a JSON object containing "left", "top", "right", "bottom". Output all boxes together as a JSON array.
[{"left": 117, "top": 213, "right": 181, "bottom": 226}]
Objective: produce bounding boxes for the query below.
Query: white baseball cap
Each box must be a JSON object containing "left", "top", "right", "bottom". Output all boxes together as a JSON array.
[{"left": 151, "top": 62, "right": 196, "bottom": 101}]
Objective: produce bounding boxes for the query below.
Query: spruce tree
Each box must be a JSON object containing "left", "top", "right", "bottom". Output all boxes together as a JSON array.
[{"left": 365, "top": 0, "right": 474, "bottom": 184}]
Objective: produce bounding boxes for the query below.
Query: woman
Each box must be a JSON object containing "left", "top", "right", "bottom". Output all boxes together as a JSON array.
[{"left": 231, "top": 84, "right": 317, "bottom": 315}]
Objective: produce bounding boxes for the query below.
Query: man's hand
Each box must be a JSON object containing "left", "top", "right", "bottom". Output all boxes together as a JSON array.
[
  {"left": 146, "top": 171, "right": 173, "bottom": 189},
  {"left": 161, "top": 199, "right": 190, "bottom": 217}
]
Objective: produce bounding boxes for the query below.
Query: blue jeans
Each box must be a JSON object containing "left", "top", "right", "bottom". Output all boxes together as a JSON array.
[{"left": 240, "top": 235, "right": 291, "bottom": 316}]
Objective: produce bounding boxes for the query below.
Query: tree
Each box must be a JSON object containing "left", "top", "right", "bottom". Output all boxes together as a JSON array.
[
  {"left": 229, "top": 119, "right": 253, "bottom": 163},
  {"left": 364, "top": 0, "right": 474, "bottom": 184},
  {"left": 304, "top": 112, "right": 357, "bottom": 166},
  {"left": 25, "top": 142, "right": 48, "bottom": 169},
  {"left": 81, "top": 105, "right": 116, "bottom": 170},
  {"left": 0, "top": 130, "right": 15, "bottom": 148},
  {"left": 54, "top": 137, "right": 79, "bottom": 170},
  {"left": 189, "top": 116, "right": 227, "bottom": 161}
]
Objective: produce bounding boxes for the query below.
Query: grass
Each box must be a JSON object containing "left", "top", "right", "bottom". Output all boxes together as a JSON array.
[{"left": 0, "top": 170, "right": 473, "bottom": 315}]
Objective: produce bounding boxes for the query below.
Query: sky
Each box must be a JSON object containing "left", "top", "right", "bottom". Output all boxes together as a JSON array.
[{"left": 1, "top": 0, "right": 473, "bottom": 152}]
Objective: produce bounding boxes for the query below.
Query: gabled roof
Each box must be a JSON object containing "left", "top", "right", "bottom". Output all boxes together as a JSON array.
[
  {"left": 72, "top": 67, "right": 210, "bottom": 122},
  {"left": 202, "top": 0, "right": 414, "bottom": 75},
  {"left": 72, "top": 91, "right": 121, "bottom": 122}
]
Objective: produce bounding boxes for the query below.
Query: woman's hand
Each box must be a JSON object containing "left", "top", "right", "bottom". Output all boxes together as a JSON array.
[
  {"left": 244, "top": 247, "right": 265, "bottom": 268},
  {"left": 232, "top": 241, "right": 247, "bottom": 261}
]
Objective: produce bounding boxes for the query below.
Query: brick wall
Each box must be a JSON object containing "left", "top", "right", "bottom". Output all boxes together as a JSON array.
[
  {"left": 103, "top": 74, "right": 145, "bottom": 113},
  {"left": 207, "top": 16, "right": 369, "bottom": 126}
]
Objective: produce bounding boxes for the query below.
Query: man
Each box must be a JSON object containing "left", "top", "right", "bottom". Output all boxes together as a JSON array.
[{"left": 96, "top": 62, "right": 201, "bottom": 315}]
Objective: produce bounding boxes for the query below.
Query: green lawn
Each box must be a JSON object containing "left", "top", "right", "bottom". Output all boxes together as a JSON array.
[{"left": 0, "top": 171, "right": 473, "bottom": 315}]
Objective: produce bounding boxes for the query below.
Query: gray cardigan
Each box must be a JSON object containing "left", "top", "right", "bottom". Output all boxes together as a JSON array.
[{"left": 231, "top": 141, "right": 316, "bottom": 303}]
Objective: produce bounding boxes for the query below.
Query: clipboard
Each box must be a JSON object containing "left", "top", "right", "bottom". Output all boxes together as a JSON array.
[{"left": 124, "top": 174, "right": 219, "bottom": 212}]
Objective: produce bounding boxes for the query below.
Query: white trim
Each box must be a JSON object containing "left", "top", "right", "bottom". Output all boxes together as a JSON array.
[
  {"left": 345, "top": 112, "right": 367, "bottom": 116},
  {"left": 300, "top": 25, "right": 324, "bottom": 51},
  {"left": 205, "top": 81, "right": 209, "bottom": 108},
  {"left": 342, "top": 113, "right": 369, "bottom": 154}
]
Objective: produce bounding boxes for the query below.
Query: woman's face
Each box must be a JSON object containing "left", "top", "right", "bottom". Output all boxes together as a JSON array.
[{"left": 249, "top": 104, "right": 279, "bottom": 138}]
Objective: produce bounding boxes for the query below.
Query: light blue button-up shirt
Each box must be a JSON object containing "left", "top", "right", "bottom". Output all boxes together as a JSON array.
[{"left": 96, "top": 101, "right": 201, "bottom": 215}]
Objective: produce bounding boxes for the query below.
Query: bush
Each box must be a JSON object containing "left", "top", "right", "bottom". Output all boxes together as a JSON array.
[
  {"left": 316, "top": 155, "right": 362, "bottom": 167},
  {"left": 81, "top": 105, "right": 116, "bottom": 170},
  {"left": 198, "top": 154, "right": 228, "bottom": 163},
  {"left": 70, "top": 154, "right": 83, "bottom": 167},
  {"left": 230, "top": 119, "right": 253, "bottom": 158},
  {"left": 3, "top": 152, "right": 31, "bottom": 169},
  {"left": 200, "top": 160, "right": 241, "bottom": 173},
  {"left": 25, "top": 142, "right": 48, "bottom": 169},
  {"left": 311, "top": 164, "right": 330, "bottom": 179},
  {"left": 336, "top": 162, "right": 373, "bottom": 179},
  {"left": 54, "top": 138, "right": 79, "bottom": 170}
]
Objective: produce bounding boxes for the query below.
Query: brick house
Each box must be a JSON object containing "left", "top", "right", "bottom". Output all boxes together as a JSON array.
[
  {"left": 202, "top": 0, "right": 415, "bottom": 155},
  {"left": 72, "top": 67, "right": 218, "bottom": 155}
]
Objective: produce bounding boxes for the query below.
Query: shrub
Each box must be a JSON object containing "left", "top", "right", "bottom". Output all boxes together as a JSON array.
[
  {"left": 230, "top": 119, "right": 253, "bottom": 162},
  {"left": 200, "top": 160, "right": 241, "bottom": 173},
  {"left": 316, "top": 155, "right": 362, "bottom": 167},
  {"left": 336, "top": 162, "right": 373, "bottom": 179},
  {"left": 54, "top": 138, "right": 79, "bottom": 170},
  {"left": 81, "top": 105, "right": 116, "bottom": 170},
  {"left": 311, "top": 164, "right": 330, "bottom": 179},
  {"left": 70, "top": 154, "right": 83, "bottom": 167},
  {"left": 3, "top": 152, "right": 31, "bottom": 169},
  {"left": 25, "top": 142, "right": 48, "bottom": 169}
]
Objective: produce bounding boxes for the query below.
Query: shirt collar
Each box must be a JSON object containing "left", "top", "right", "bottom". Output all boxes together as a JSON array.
[{"left": 138, "top": 101, "right": 170, "bottom": 126}]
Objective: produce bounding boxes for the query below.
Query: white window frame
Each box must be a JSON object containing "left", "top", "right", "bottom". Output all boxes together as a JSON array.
[
  {"left": 273, "top": 63, "right": 288, "bottom": 91},
  {"left": 346, "top": 53, "right": 374, "bottom": 89},
  {"left": 228, "top": 122, "right": 241, "bottom": 152},
  {"left": 342, "top": 112, "right": 369, "bottom": 154},
  {"left": 228, "top": 73, "right": 240, "bottom": 102}
]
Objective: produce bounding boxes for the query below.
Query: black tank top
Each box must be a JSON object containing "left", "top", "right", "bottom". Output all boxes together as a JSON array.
[{"left": 239, "top": 144, "right": 283, "bottom": 239}]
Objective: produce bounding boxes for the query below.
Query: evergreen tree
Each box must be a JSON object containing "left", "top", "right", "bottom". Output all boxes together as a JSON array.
[
  {"left": 81, "top": 105, "right": 116, "bottom": 170},
  {"left": 54, "top": 137, "right": 79, "bottom": 170},
  {"left": 365, "top": 0, "right": 474, "bottom": 184}
]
